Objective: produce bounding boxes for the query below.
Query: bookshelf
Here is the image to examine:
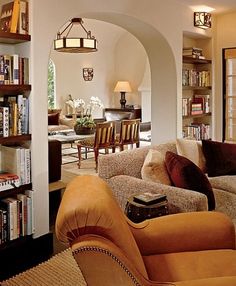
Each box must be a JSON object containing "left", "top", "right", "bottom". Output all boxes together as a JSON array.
[
  {"left": 182, "top": 43, "right": 212, "bottom": 140},
  {"left": 0, "top": 27, "right": 33, "bottom": 264}
]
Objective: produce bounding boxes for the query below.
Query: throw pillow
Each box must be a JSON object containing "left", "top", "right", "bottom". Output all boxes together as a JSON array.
[
  {"left": 165, "top": 151, "right": 215, "bottom": 210},
  {"left": 202, "top": 139, "right": 236, "bottom": 177},
  {"left": 176, "top": 138, "right": 206, "bottom": 172},
  {"left": 48, "top": 112, "right": 60, "bottom": 125},
  {"left": 141, "top": 149, "right": 171, "bottom": 185}
]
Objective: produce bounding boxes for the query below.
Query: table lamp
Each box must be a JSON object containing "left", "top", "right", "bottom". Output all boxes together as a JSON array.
[{"left": 114, "top": 81, "right": 132, "bottom": 109}]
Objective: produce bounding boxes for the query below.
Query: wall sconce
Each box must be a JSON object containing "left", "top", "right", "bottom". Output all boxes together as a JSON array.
[
  {"left": 83, "top": 68, "right": 93, "bottom": 81},
  {"left": 114, "top": 81, "right": 132, "bottom": 109},
  {"left": 194, "top": 12, "right": 211, "bottom": 29}
]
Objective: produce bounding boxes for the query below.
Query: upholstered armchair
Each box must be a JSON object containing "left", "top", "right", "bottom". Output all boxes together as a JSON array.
[{"left": 56, "top": 175, "right": 236, "bottom": 286}]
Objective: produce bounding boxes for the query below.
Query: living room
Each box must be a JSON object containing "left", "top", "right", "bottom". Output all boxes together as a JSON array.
[{"left": 1, "top": 0, "right": 236, "bottom": 284}]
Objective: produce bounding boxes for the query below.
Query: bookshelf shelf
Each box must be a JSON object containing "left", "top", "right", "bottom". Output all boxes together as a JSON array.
[
  {"left": 0, "top": 84, "right": 31, "bottom": 94},
  {"left": 0, "top": 134, "right": 31, "bottom": 144},
  {"left": 0, "top": 32, "right": 31, "bottom": 44},
  {"left": 0, "top": 183, "right": 32, "bottom": 199},
  {"left": 183, "top": 85, "right": 211, "bottom": 90},
  {"left": 183, "top": 56, "right": 212, "bottom": 64},
  {"left": 183, "top": 112, "right": 212, "bottom": 119}
]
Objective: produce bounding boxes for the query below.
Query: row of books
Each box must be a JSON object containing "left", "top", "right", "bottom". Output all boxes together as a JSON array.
[
  {"left": 0, "top": 54, "right": 29, "bottom": 85},
  {"left": 182, "top": 69, "right": 211, "bottom": 87},
  {"left": 182, "top": 95, "right": 210, "bottom": 116},
  {"left": 0, "top": 190, "right": 34, "bottom": 243},
  {"left": 0, "top": 94, "right": 29, "bottom": 137},
  {"left": 0, "top": 0, "right": 29, "bottom": 34},
  {"left": 183, "top": 123, "right": 210, "bottom": 140},
  {"left": 183, "top": 47, "right": 205, "bottom": 59},
  {"left": 1, "top": 145, "right": 31, "bottom": 188}
]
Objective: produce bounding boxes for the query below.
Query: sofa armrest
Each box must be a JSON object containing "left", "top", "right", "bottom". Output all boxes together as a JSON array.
[
  {"left": 128, "top": 211, "right": 235, "bottom": 255},
  {"left": 108, "top": 175, "right": 208, "bottom": 212}
]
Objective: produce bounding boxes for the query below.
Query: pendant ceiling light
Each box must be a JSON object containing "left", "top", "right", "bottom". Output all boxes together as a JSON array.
[{"left": 54, "top": 18, "right": 97, "bottom": 53}]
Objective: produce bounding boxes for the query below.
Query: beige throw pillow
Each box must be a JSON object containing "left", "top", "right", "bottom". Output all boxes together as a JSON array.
[
  {"left": 176, "top": 138, "right": 206, "bottom": 172},
  {"left": 141, "top": 149, "right": 171, "bottom": 185}
]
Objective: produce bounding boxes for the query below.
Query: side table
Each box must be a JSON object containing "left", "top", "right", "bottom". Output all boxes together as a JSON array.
[{"left": 125, "top": 196, "right": 169, "bottom": 223}]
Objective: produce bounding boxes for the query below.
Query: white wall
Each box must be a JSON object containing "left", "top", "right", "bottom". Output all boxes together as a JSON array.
[{"left": 31, "top": 0, "right": 211, "bottom": 237}]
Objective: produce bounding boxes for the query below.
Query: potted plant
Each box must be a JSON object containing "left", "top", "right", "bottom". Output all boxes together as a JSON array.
[
  {"left": 65, "top": 95, "right": 103, "bottom": 135},
  {"left": 74, "top": 116, "right": 96, "bottom": 135}
]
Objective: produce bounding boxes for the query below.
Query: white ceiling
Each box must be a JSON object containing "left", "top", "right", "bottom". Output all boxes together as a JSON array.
[{"left": 176, "top": 0, "right": 236, "bottom": 14}]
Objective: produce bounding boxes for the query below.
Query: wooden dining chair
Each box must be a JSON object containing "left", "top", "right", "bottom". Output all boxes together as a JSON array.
[
  {"left": 118, "top": 118, "right": 140, "bottom": 151},
  {"left": 77, "top": 121, "right": 116, "bottom": 171}
]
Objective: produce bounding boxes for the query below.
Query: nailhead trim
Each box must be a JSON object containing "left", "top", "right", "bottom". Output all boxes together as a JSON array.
[{"left": 73, "top": 246, "right": 141, "bottom": 286}]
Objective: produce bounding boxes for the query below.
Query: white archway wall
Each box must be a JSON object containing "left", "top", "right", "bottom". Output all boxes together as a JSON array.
[{"left": 30, "top": 0, "right": 208, "bottom": 237}]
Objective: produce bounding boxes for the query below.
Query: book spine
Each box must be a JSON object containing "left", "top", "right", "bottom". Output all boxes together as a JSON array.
[
  {"left": 3, "top": 55, "right": 11, "bottom": 84},
  {"left": 25, "top": 189, "right": 34, "bottom": 234},
  {"left": 0, "top": 106, "right": 9, "bottom": 137},
  {"left": 10, "top": 0, "right": 20, "bottom": 33},
  {"left": 24, "top": 148, "right": 31, "bottom": 184},
  {"left": 12, "top": 54, "right": 19, "bottom": 84},
  {"left": 19, "top": 0, "right": 29, "bottom": 35},
  {"left": 17, "top": 94, "right": 24, "bottom": 135},
  {"left": 0, "top": 55, "right": 5, "bottom": 84}
]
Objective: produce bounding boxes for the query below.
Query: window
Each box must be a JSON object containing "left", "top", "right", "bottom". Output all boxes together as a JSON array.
[
  {"left": 48, "top": 59, "right": 56, "bottom": 109},
  {"left": 223, "top": 48, "right": 236, "bottom": 142}
]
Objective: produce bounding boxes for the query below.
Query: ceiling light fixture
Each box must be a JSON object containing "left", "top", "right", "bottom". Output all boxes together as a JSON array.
[
  {"left": 194, "top": 12, "right": 211, "bottom": 29},
  {"left": 54, "top": 18, "right": 97, "bottom": 53}
]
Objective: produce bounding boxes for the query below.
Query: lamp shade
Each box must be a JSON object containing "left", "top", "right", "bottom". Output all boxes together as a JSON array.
[{"left": 114, "top": 81, "right": 132, "bottom": 93}]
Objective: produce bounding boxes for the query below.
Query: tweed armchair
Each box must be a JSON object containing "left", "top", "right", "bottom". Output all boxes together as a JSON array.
[{"left": 56, "top": 175, "right": 236, "bottom": 286}]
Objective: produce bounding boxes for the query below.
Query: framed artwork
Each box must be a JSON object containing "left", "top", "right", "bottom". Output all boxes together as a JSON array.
[{"left": 83, "top": 68, "right": 93, "bottom": 81}]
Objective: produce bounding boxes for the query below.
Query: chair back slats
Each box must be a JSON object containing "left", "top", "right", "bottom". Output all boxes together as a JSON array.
[
  {"left": 95, "top": 121, "right": 116, "bottom": 148},
  {"left": 120, "top": 119, "right": 140, "bottom": 145}
]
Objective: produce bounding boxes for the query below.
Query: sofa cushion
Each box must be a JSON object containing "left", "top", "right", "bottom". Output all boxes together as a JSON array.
[
  {"left": 176, "top": 138, "right": 206, "bottom": 172},
  {"left": 165, "top": 151, "right": 215, "bottom": 210},
  {"left": 202, "top": 140, "right": 236, "bottom": 177},
  {"left": 141, "top": 149, "right": 171, "bottom": 185},
  {"left": 209, "top": 176, "right": 236, "bottom": 195},
  {"left": 48, "top": 112, "right": 60, "bottom": 125}
]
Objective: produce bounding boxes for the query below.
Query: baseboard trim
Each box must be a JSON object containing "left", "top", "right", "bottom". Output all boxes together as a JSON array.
[{"left": 0, "top": 232, "right": 53, "bottom": 281}]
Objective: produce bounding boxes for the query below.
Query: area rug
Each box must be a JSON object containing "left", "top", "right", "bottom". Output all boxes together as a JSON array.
[{"left": 1, "top": 249, "right": 87, "bottom": 286}]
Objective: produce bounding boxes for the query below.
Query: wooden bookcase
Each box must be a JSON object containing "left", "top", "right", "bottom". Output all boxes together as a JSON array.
[
  {"left": 0, "top": 31, "right": 33, "bottom": 257},
  {"left": 182, "top": 37, "right": 212, "bottom": 140}
]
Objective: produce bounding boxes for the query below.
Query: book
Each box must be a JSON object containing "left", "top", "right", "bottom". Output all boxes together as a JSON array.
[
  {"left": 1, "top": 145, "right": 22, "bottom": 184},
  {"left": 0, "top": 172, "right": 20, "bottom": 191},
  {"left": 0, "top": 55, "right": 4, "bottom": 85},
  {"left": 12, "top": 54, "right": 19, "bottom": 84},
  {"left": 133, "top": 192, "right": 167, "bottom": 205},
  {"left": 0, "top": 106, "right": 9, "bottom": 137},
  {"left": 18, "top": 0, "right": 28, "bottom": 35},
  {"left": 10, "top": 0, "right": 20, "bottom": 33},
  {"left": 3, "top": 54, "right": 12, "bottom": 84},
  {"left": 16, "top": 193, "right": 27, "bottom": 236},
  {"left": 0, "top": 1, "right": 14, "bottom": 32},
  {"left": 25, "top": 189, "right": 34, "bottom": 234}
]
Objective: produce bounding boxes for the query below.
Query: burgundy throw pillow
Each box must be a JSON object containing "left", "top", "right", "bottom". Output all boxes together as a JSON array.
[
  {"left": 202, "top": 140, "right": 236, "bottom": 177},
  {"left": 165, "top": 151, "right": 215, "bottom": 211},
  {"left": 48, "top": 112, "right": 60, "bottom": 125}
]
